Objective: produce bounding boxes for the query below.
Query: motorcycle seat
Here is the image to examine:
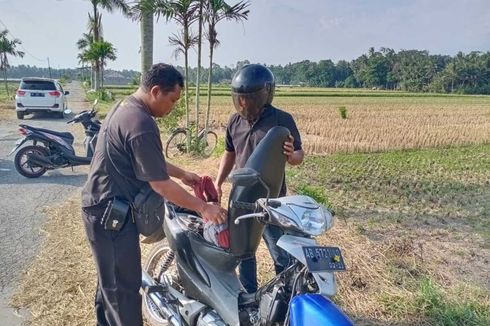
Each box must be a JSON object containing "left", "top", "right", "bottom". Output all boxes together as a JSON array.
[{"left": 22, "top": 125, "right": 74, "bottom": 144}]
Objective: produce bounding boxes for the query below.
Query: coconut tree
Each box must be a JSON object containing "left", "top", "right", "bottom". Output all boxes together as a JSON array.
[
  {"left": 84, "top": 40, "right": 117, "bottom": 89},
  {"left": 154, "top": 0, "right": 199, "bottom": 151},
  {"left": 129, "top": 0, "right": 157, "bottom": 80},
  {"left": 87, "top": 0, "right": 129, "bottom": 90},
  {"left": 194, "top": 0, "right": 204, "bottom": 140},
  {"left": 76, "top": 30, "right": 95, "bottom": 87},
  {"left": 0, "top": 29, "right": 24, "bottom": 97},
  {"left": 203, "top": 0, "right": 249, "bottom": 135}
]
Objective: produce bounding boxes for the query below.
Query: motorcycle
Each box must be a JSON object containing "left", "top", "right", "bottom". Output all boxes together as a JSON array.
[
  {"left": 141, "top": 126, "right": 354, "bottom": 326},
  {"left": 9, "top": 100, "right": 101, "bottom": 178}
]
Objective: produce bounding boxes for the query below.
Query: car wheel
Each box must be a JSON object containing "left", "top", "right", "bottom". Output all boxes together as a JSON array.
[{"left": 16, "top": 111, "right": 24, "bottom": 120}]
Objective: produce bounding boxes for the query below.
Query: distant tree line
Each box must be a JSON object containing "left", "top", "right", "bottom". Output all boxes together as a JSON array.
[
  {"left": 184, "top": 48, "right": 490, "bottom": 95},
  {"left": 6, "top": 47, "right": 490, "bottom": 95}
]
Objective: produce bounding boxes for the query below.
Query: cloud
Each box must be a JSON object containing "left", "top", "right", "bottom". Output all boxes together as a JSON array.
[{"left": 319, "top": 16, "right": 344, "bottom": 30}]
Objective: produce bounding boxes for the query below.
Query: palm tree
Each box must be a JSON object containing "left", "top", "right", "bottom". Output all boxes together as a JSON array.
[
  {"left": 194, "top": 0, "right": 204, "bottom": 140},
  {"left": 0, "top": 29, "right": 24, "bottom": 97},
  {"left": 154, "top": 0, "right": 199, "bottom": 151},
  {"left": 84, "top": 40, "right": 117, "bottom": 89},
  {"left": 129, "top": 0, "right": 156, "bottom": 81},
  {"left": 203, "top": 0, "right": 249, "bottom": 135},
  {"left": 87, "top": 0, "right": 129, "bottom": 90},
  {"left": 76, "top": 30, "right": 95, "bottom": 87}
]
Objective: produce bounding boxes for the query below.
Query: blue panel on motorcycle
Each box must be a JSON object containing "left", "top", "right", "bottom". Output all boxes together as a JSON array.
[
  {"left": 290, "top": 294, "right": 354, "bottom": 326},
  {"left": 302, "top": 246, "right": 346, "bottom": 272}
]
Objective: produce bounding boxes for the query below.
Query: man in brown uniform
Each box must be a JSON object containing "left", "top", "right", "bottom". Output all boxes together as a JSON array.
[{"left": 81, "top": 63, "right": 226, "bottom": 326}]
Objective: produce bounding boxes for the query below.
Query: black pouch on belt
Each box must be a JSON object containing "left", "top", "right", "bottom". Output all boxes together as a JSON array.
[{"left": 102, "top": 198, "right": 130, "bottom": 231}]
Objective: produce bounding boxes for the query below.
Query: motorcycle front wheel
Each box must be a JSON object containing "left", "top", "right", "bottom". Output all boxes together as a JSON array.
[
  {"left": 14, "top": 145, "right": 49, "bottom": 178},
  {"left": 142, "top": 241, "right": 179, "bottom": 326}
]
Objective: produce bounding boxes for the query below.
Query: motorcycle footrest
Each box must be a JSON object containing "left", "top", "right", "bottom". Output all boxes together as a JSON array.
[{"left": 143, "top": 285, "right": 167, "bottom": 294}]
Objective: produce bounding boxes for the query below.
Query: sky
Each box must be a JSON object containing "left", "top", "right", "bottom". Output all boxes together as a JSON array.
[{"left": 0, "top": 0, "right": 489, "bottom": 71}]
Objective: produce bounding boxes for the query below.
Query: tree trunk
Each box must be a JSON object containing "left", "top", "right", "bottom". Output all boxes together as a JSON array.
[
  {"left": 194, "top": 0, "right": 204, "bottom": 145},
  {"left": 91, "top": 64, "right": 95, "bottom": 90},
  {"left": 100, "top": 62, "right": 104, "bottom": 91},
  {"left": 204, "top": 43, "right": 214, "bottom": 137},
  {"left": 3, "top": 69, "right": 9, "bottom": 98},
  {"left": 94, "top": 60, "right": 100, "bottom": 92},
  {"left": 93, "top": 4, "right": 101, "bottom": 92},
  {"left": 140, "top": 5, "right": 153, "bottom": 82},
  {"left": 184, "top": 48, "right": 190, "bottom": 153}
]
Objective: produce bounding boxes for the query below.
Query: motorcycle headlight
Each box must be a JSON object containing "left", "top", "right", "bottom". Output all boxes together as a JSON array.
[
  {"left": 267, "top": 196, "right": 336, "bottom": 237},
  {"left": 289, "top": 203, "right": 335, "bottom": 236},
  {"left": 298, "top": 206, "right": 333, "bottom": 236}
]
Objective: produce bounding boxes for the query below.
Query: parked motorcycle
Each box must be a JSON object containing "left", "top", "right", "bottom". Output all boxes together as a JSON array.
[
  {"left": 9, "top": 100, "right": 101, "bottom": 178},
  {"left": 141, "top": 127, "right": 354, "bottom": 326}
]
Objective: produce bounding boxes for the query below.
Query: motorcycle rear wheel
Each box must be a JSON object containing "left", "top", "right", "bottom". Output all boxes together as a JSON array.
[
  {"left": 142, "top": 241, "right": 178, "bottom": 326},
  {"left": 14, "top": 145, "right": 49, "bottom": 178}
]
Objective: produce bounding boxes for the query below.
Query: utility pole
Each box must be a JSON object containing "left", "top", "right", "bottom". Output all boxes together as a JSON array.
[{"left": 47, "top": 57, "right": 52, "bottom": 78}]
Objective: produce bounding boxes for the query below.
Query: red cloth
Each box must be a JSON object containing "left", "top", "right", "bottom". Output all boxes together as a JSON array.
[
  {"left": 192, "top": 176, "right": 229, "bottom": 249},
  {"left": 193, "top": 176, "right": 219, "bottom": 203}
]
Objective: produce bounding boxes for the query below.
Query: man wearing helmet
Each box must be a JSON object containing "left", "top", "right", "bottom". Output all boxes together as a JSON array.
[{"left": 215, "top": 64, "right": 304, "bottom": 293}]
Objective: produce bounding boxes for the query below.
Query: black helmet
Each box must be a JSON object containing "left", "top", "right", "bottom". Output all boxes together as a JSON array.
[{"left": 231, "top": 64, "right": 275, "bottom": 121}]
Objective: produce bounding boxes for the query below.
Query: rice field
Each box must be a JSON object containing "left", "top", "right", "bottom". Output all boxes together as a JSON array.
[
  {"left": 212, "top": 96, "right": 489, "bottom": 152},
  {"left": 9, "top": 85, "right": 488, "bottom": 325},
  {"left": 100, "top": 85, "right": 490, "bottom": 154}
]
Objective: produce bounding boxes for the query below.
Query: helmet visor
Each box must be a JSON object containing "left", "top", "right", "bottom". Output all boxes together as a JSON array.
[{"left": 232, "top": 89, "right": 269, "bottom": 121}]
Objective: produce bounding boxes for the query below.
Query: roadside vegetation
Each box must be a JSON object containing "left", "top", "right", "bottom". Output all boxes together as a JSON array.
[
  {"left": 0, "top": 81, "right": 17, "bottom": 118},
  {"left": 9, "top": 86, "right": 490, "bottom": 325},
  {"left": 3, "top": 1, "right": 489, "bottom": 324}
]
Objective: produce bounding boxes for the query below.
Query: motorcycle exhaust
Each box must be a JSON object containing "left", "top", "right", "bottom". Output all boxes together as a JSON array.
[
  {"left": 141, "top": 270, "right": 182, "bottom": 326},
  {"left": 63, "top": 153, "right": 92, "bottom": 166},
  {"left": 27, "top": 153, "right": 54, "bottom": 169}
]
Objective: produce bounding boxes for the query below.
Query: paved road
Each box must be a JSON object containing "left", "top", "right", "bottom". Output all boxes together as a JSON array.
[{"left": 0, "top": 81, "right": 90, "bottom": 324}]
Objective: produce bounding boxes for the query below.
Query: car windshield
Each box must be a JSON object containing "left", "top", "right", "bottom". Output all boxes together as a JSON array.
[{"left": 20, "top": 80, "right": 56, "bottom": 91}]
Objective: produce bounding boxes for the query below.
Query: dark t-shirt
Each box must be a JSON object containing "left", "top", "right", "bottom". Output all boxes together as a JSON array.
[
  {"left": 225, "top": 105, "right": 302, "bottom": 196},
  {"left": 81, "top": 96, "right": 169, "bottom": 208}
]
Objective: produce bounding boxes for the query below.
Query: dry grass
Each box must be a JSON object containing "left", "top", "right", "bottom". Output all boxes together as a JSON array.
[
  {"left": 8, "top": 91, "right": 490, "bottom": 325},
  {"left": 10, "top": 153, "right": 489, "bottom": 325},
  {"left": 202, "top": 96, "right": 490, "bottom": 154}
]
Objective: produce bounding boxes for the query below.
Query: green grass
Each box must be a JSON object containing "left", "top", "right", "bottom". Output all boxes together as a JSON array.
[
  {"left": 376, "top": 277, "right": 490, "bottom": 325},
  {"left": 102, "top": 84, "right": 490, "bottom": 99},
  {"left": 0, "top": 82, "right": 18, "bottom": 107},
  {"left": 287, "top": 144, "right": 490, "bottom": 237}
]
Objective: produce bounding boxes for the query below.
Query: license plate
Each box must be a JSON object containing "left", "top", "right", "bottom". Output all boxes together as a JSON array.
[
  {"left": 303, "top": 246, "right": 346, "bottom": 272},
  {"left": 30, "top": 92, "right": 45, "bottom": 97}
]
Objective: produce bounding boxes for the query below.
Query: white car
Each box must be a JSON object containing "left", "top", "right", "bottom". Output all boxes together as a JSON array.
[{"left": 15, "top": 77, "right": 69, "bottom": 119}]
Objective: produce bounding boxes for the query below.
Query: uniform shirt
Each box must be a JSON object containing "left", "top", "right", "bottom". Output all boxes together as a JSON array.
[
  {"left": 225, "top": 105, "right": 302, "bottom": 196},
  {"left": 81, "top": 96, "right": 169, "bottom": 208}
]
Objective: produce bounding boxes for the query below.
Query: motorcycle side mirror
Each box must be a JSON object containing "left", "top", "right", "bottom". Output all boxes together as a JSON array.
[
  {"left": 229, "top": 168, "right": 260, "bottom": 187},
  {"left": 64, "top": 108, "right": 72, "bottom": 115}
]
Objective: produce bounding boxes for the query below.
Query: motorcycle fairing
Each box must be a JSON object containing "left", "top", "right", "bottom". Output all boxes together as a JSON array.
[
  {"left": 20, "top": 124, "right": 74, "bottom": 144},
  {"left": 277, "top": 235, "right": 337, "bottom": 296},
  {"left": 164, "top": 211, "right": 243, "bottom": 326},
  {"left": 227, "top": 126, "right": 290, "bottom": 257},
  {"left": 289, "top": 294, "right": 354, "bottom": 326}
]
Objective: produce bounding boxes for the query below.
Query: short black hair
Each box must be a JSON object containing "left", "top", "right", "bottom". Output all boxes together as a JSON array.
[{"left": 142, "top": 63, "right": 184, "bottom": 93}]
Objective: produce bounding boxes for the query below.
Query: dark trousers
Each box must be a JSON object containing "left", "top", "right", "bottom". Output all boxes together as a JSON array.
[
  {"left": 239, "top": 224, "right": 290, "bottom": 293},
  {"left": 82, "top": 205, "right": 143, "bottom": 326}
]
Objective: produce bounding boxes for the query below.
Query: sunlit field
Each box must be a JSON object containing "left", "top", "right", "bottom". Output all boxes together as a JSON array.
[
  {"left": 11, "top": 85, "right": 488, "bottom": 325},
  {"left": 99, "top": 85, "right": 490, "bottom": 154}
]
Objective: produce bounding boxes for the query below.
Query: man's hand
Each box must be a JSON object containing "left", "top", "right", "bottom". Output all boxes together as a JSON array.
[
  {"left": 214, "top": 182, "right": 223, "bottom": 205},
  {"left": 201, "top": 203, "right": 227, "bottom": 224},
  {"left": 283, "top": 135, "right": 304, "bottom": 166},
  {"left": 283, "top": 135, "right": 295, "bottom": 161},
  {"left": 181, "top": 171, "right": 200, "bottom": 187}
]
